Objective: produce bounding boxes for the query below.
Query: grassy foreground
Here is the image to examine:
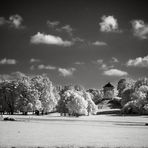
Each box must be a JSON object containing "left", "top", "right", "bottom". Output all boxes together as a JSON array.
[{"left": 0, "top": 112, "right": 148, "bottom": 148}]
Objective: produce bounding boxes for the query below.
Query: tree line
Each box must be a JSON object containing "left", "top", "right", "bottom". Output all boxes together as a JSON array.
[
  {"left": 0, "top": 72, "right": 148, "bottom": 116},
  {"left": 0, "top": 73, "right": 98, "bottom": 116}
]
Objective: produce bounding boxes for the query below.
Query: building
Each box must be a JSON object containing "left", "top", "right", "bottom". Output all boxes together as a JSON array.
[{"left": 103, "top": 82, "right": 115, "bottom": 99}]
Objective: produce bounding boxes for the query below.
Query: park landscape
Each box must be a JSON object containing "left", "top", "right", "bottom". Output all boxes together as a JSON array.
[
  {"left": 0, "top": 73, "right": 148, "bottom": 148},
  {"left": 1, "top": 0, "right": 148, "bottom": 147}
]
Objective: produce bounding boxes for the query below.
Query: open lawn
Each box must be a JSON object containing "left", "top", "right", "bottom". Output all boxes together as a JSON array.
[{"left": 0, "top": 112, "right": 148, "bottom": 148}]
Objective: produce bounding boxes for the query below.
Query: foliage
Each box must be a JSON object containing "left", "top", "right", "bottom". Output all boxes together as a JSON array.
[
  {"left": 57, "top": 86, "right": 98, "bottom": 116},
  {"left": 87, "top": 88, "right": 103, "bottom": 104},
  {"left": 117, "top": 78, "right": 135, "bottom": 97},
  {"left": 108, "top": 97, "right": 122, "bottom": 108},
  {"left": 1, "top": 72, "right": 148, "bottom": 116},
  {"left": 0, "top": 74, "right": 59, "bottom": 115},
  {"left": 121, "top": 88, "right": 134, "bottom": 107},
  {"left": 134, "top": 77, "right": 148, "bottom": 90},
  {"left": 30, "top": 75, "right": 59, "bottom": 114},
  {"left": 121, "top": 78, "right": 148, "bottom": 114},
  {"left": 66, "top": 90, "right": 88, "bottom": 116},
  {"left": 138, "top": 85, "right": 148, "bottom": 93},
  {"left": 83, "top": 91, "right": 98, "bottom": 115},
  {"left": 0, "top": 81, "right": 18, "bottom": 114},
  {"left": 15, "top": 77, "right": 35, "bottom": 114}
]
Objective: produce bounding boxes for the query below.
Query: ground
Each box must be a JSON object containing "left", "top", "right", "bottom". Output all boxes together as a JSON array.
[{"left": 0, "top": 112, "right": 148, "bottom": 148}]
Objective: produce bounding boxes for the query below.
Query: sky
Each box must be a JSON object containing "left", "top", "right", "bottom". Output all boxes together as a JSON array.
[{"left": 0, "top": 0, "right": 148, "bottom": 89}]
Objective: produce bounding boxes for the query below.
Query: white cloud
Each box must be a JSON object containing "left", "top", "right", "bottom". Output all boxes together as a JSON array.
[
  {"left": 60, "top": 25, "right": 73, "bottom": 35},
  {"left": 99, "top": 15, "right": 120, "bottom": 32},
  {"left": 112, "top": 57, "right": 119, "bottom": 63},
  {"left": 47, "top": 20, "right": 85, "bottom": 45},
  {"left": 96, "top": 59, "right": 103, "bottom": 64},
  {"left": 103, "top": 69, "right": 128, "bottom": 76},
  {"left": 0, "top": 58, "right": 17, "bottom": 65},
  {"left": 38, "top": 64, "right": 56, "bottom": 70},
  {"left": 131, "top": 20, "right": 148, "bottom": 39},
  {"left": 30, "top": 58, "right": 40, "bottom": 63},
  {"left": 56, "top": 24, "right": 74, "bottom": 37},
  {"left": 100, "top": 64, "right": 108, "bottom": 70},
  {"left": 58, "top": 68, "right": 76, "bottom": 77},
  {"left": 92, "top": 59, "right": 103, "bottom": 65},
  {"left": 100, "top": 64, "right": 114, "bottom": 70},
  {"left": 47, "top": 20, "right": 74, "bottom": 36},
  {"left": 127, "top": 55, "right": 148, "bottom": 68},
  {"left": 92, "top": 41, "right": 107, "bottom": 46},
  {"left": 47, "top": 20, "right": 60, "bottom": 28},
  {"left": 93, "top": 59, "right": 115, "bottom": 70},
  {"left": 30, "top": 32, "right": 73, "bottom": 47},
  {"left": 75, "top": 62, "right": 85, "bottom": 65},
  {"left": 9, "top": 14, "right": 24, "bottom": 29},
  {"left": 72, "top": 37, "right": 84, "bottom": 42},
  {"left": 0, "top": 14, "right": 24, "bottom": 29}
]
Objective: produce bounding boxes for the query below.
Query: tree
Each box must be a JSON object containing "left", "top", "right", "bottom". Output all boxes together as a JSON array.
[
  {"left": 74, "top": 84, "right": 85, "bottom": 91},
  {"left": 65, "top": 90, "right": 88, "bottom": 116},
  {"left": 122, "top": 90, "right": 147, "bottom": 114},
  {"left": 83, "top": 91, "right": 98, "bottom": 115},
  {"left": 117, "top": 78, "right": 135, "bottom": 97},
  {"left": 15, "top": 77, "right": 36, "bottom": 115},
  {"left": 0, "top": 80, "right": 18, "bottom": 114},
  {"left": 58, "top": 86, "right": 98, "bottom": 116},
  {"left": 121, "top": 80, "right": 148, "bottom": 115},
  {"left": 30, "top": 75, "right": 58, "bottom": 114},
  {"left": 117, "top": 79, "right": 127, "bottom": 97},
  {"left": 0, "top": 73, "right": 59, "bottom": 115},
  {"left": 34, "top": 99, "right": 42, "bottom": 111},
  {"left": 134, "top": 77, "right": 148, "bottom": 90},
  {"left": 138, "top": 85, "right": 148, "bottom": 94},
  {"left": 57, "top": 85, "right": 75, "bottom": 116},
  {"left": 121, "top": 88, "right": 134, "bottom": 107},
  {"left": 143, "top": 104, "right": 148, "bottom": 114},
  {"left": 87, "top": 88, "right": 103, "bottom": 104}
]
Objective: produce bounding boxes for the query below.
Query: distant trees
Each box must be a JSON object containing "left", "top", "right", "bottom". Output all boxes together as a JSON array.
[
  {"left": 118, "top": 78, "right": 148, "bottom": 114},
  {"left": 117, "top": 79, "right": 127, "bottom": 97},
  {"left": 0, "top": 75, "right": 98, "bottom": 116},
  {"left": 117, "top": 78, "right": 135, "bottom": 97},
  {"left": 87, "top": 88, "right": 103, "bottom": 104},
  {"left": 1, "top": 72, "right": 148, "bottom": 116},
  {"left": 0, "top": 74, "right": 59, "bottom": 115},
  {"left": 121, "top": 88, "right": 134, "bottom": 107}
]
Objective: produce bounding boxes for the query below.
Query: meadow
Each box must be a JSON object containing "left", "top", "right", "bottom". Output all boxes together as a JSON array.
[{"left": 1, "top": 112, "right": 148, "bottom": 148}]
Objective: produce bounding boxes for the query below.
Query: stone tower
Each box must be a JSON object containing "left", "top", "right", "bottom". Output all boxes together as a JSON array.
[{"left": 103, "top": 82, "right": 115, "bottom": 99}]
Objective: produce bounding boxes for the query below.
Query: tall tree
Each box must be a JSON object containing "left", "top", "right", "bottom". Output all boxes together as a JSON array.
[{"left": 30, "top": 75, "right": 58, "bottom": 114}]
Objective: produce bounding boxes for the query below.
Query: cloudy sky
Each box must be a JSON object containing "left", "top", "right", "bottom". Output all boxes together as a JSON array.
[{"left": 0, "top": 0, "right": 148, "bottom": 88}]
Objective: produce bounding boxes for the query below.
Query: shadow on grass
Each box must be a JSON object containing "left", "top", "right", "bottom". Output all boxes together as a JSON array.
[
  {"left": 97, "top": 109, "right": 121, "bottom": 115},
  {"left": 109, "top": 113, "right": 148, "bottom": 117},
  {"left": 97, "top": 109, "right": 148, "bottom": 117}
]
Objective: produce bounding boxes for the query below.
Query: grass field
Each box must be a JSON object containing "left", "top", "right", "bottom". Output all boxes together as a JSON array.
[{"left": 0, "top": 112, "right": 148, "bottom": 148}]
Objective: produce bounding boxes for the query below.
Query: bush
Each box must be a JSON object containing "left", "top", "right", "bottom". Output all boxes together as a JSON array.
[
  {"left": 4, "top": 117, "right": 16, "bottom": 121},
  {"left": 108, "top": 97, "right": 122, "bottom": 109}
]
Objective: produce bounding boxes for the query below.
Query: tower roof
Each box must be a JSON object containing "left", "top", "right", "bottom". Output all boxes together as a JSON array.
[{"left": 103, "top": 82, "right": 114, "bottom": 88}]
